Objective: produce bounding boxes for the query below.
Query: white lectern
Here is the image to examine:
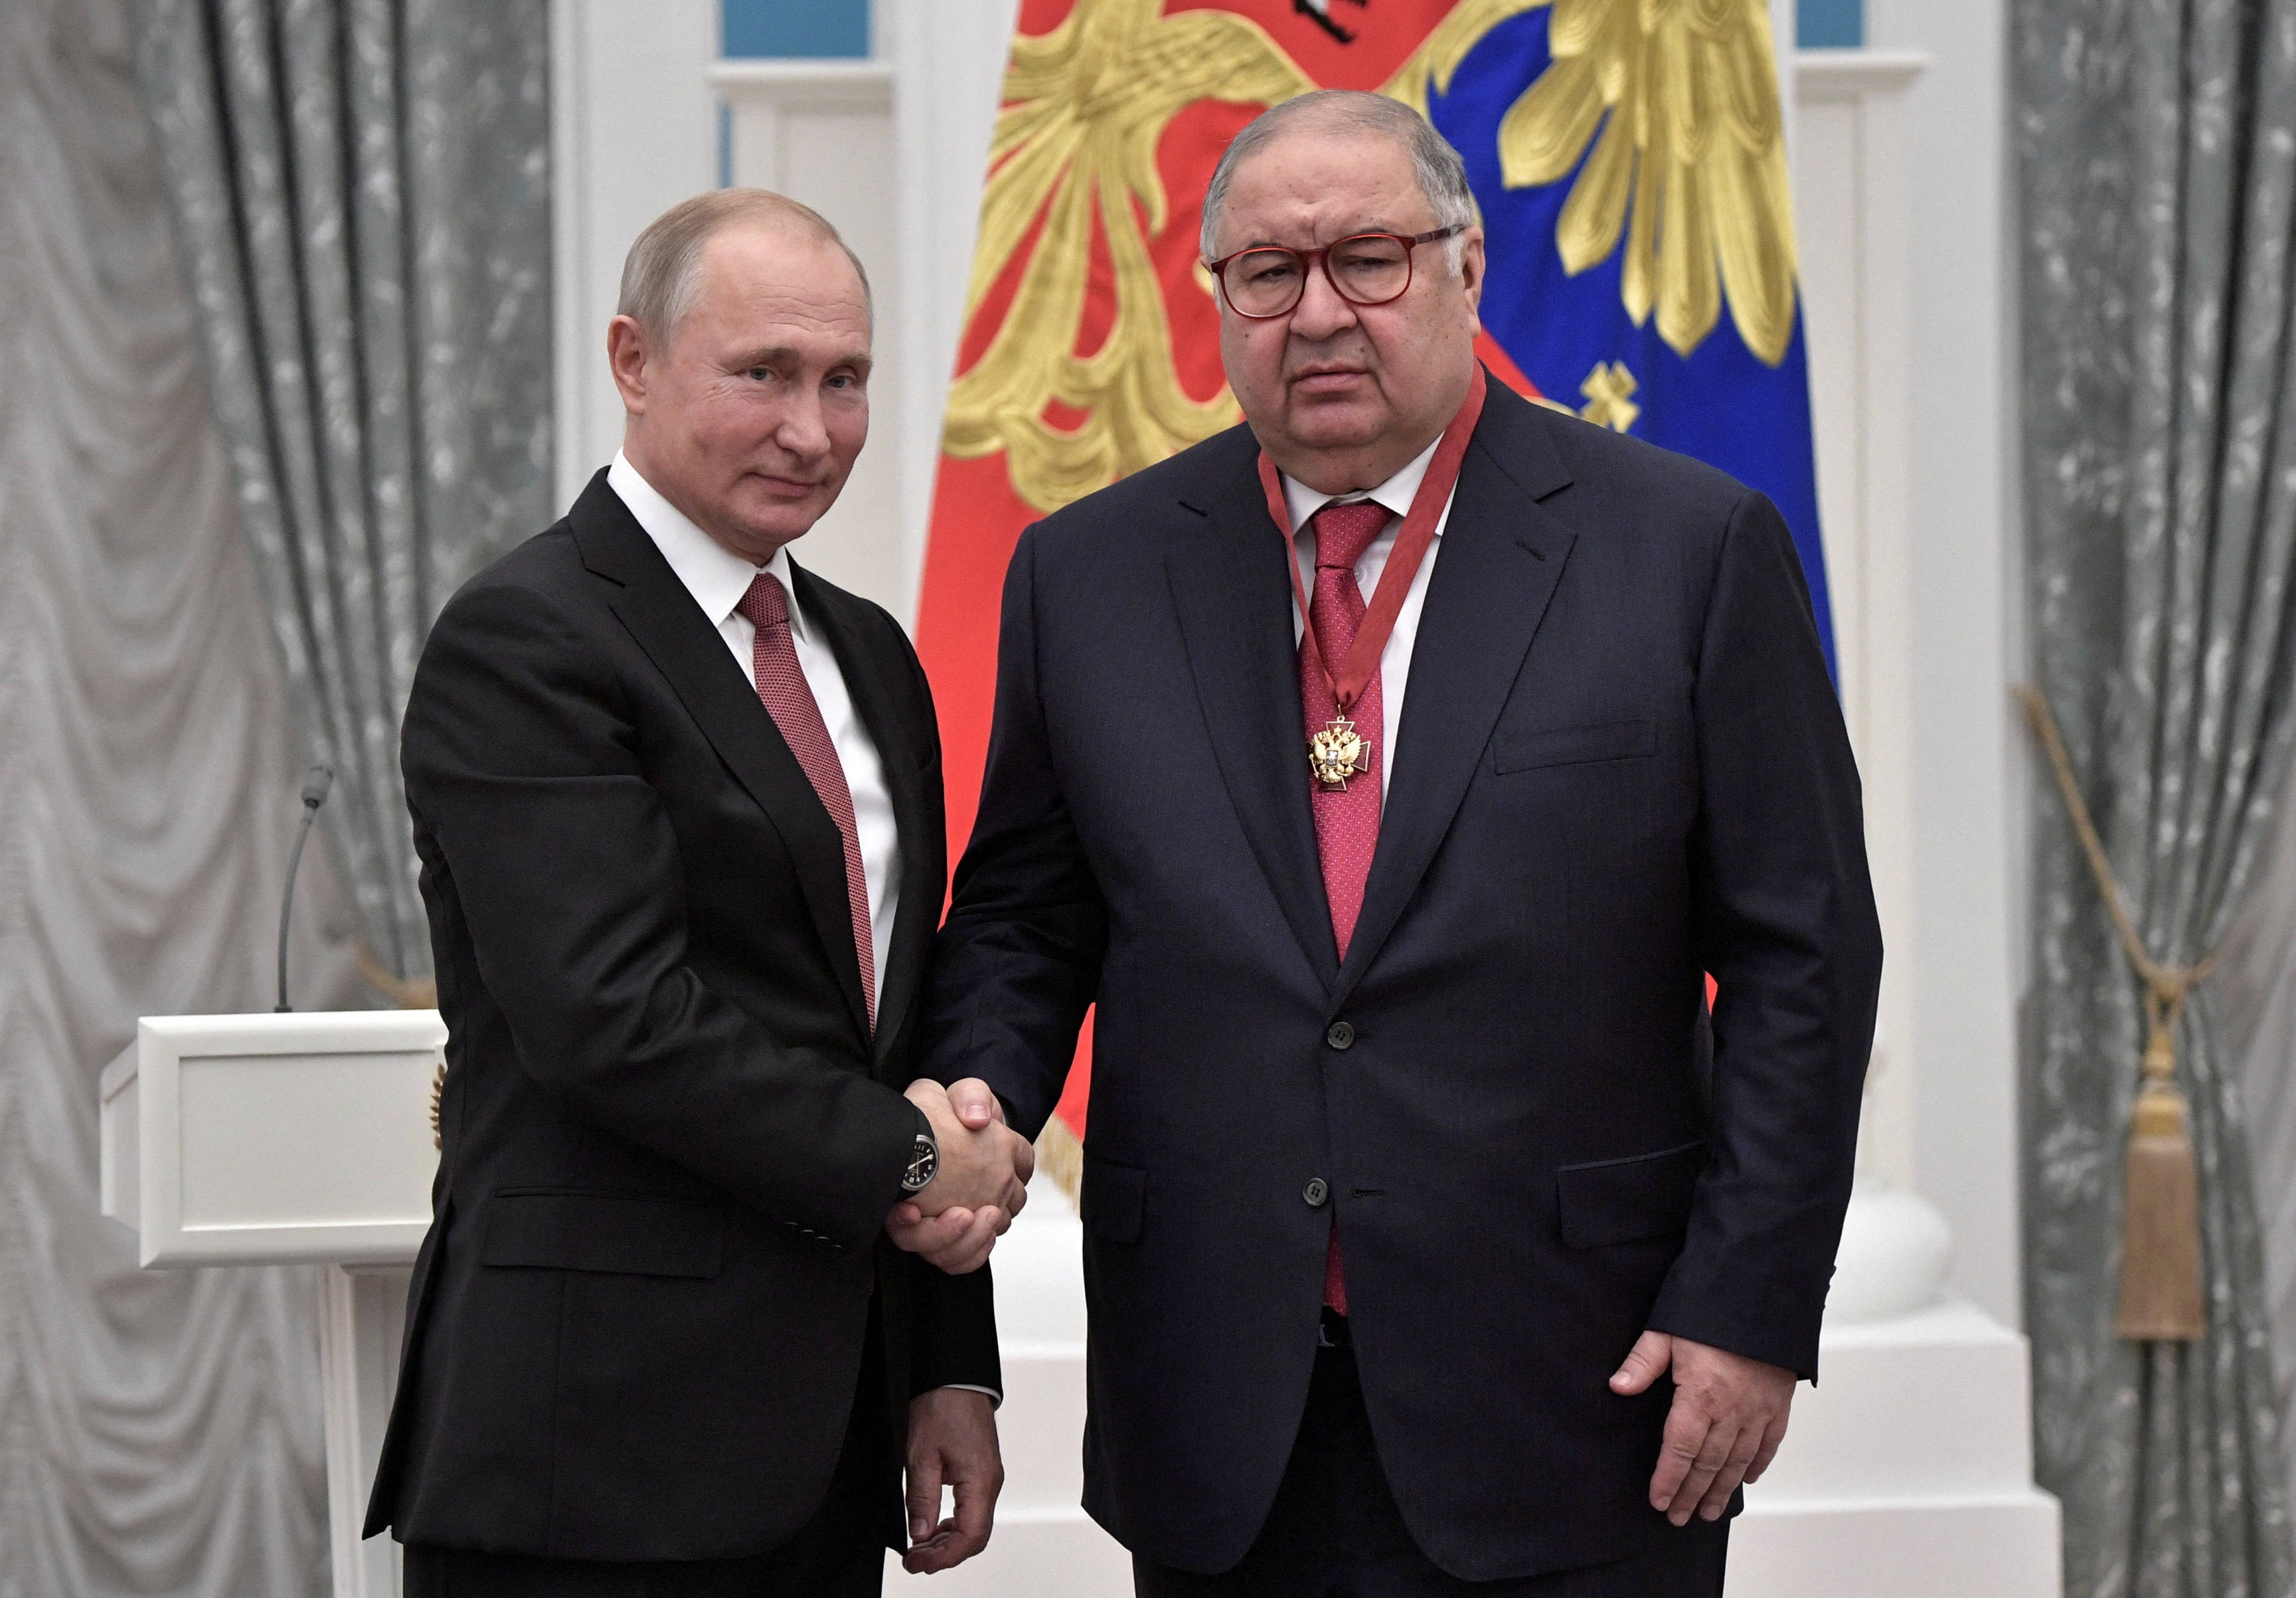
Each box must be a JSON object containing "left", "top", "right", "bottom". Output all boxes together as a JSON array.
[{"left": 101, "top": 1011, "right": 443, "bottom": 1598}]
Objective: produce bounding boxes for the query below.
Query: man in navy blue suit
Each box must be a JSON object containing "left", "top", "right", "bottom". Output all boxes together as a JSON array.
[{"left": 921, "top": 91, "right": 1882, "bottom": 1597}]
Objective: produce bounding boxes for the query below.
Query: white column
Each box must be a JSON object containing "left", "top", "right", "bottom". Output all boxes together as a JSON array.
[
  {"left": 889, "top": 0, "right": 1023, "bottom": 624},
  {"left": 1792, "top": 45, "right": 1927, "bottom": 1205},
  {"left": 550, "top": 0, "right": 720, "bottom": 516},
  {"left": 1862, "top": 0, "right": 2025, "bottom": 1330},
  {"left": 320, "top": 1267, "right": 414, "bottom": 1598},
  {"left": 709, "top": 58, "right": 906, "bottom": 616}
]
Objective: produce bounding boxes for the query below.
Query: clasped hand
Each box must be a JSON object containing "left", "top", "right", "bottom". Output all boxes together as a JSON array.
[{"left": 884, "top": 1079, "right": 1033, "bottom": 1273}]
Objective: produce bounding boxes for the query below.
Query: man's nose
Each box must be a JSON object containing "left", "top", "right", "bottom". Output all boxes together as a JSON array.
[
  {"left": 1288, "top": 260, "right": 1360, "bottom": 341},
  {"left": 775, "top": 389, "right": 830, "bottom": 460}
]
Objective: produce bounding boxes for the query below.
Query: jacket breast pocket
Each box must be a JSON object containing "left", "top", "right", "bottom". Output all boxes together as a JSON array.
[
  {"left": 1554, "top": 1140, "right": 1706, "bottom": 1249},
  {"left": 481, "top": 1189, "right": 724, "bottom": 1279},
  {"left": 1493, "top": 718, "right": 1657, "bottom": 774},
  {"left": 1080, "top": 1155, "right": 1147, "bottom": 1244}
]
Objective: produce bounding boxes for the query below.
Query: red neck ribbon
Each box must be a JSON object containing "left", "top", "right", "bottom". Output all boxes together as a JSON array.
[{"left": 1257, "top": 363, "right": 1487, "bottom": 716}]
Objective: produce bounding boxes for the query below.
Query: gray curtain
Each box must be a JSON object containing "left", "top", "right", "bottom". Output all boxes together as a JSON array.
[
  {"left": 0, "top": 0, "right": 372, "bottom": 1591},
  {"left": 2016, "top": 2, "right": 2296, "bottom": 1595},
  {"left": 2222, "top": 749, "right": 2296, "bottom": 1524},
  {"left": 133, "top": 0, "right": 554, "bottom": 982}
]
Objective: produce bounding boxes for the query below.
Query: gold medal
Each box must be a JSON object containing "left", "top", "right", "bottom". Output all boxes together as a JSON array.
[{"left": 1308, "top": 717, "right": 1371, "bottom": 791}]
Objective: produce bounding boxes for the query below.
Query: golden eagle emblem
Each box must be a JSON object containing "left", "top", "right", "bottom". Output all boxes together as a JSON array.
[
  {"left": 949, "top": 0, "right": 1799, "bottom": 520},
  {"left": 1383, "top": 0, "right": 1801, "bottom": 365},
  {"left": 943, "top": 0, "right": 1312, "bottom": 515},
  {"left": 1309, "top": 717, "right": 1372, "bottom": 790}
]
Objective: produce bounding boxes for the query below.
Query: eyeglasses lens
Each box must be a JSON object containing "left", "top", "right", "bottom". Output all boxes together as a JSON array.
[{"left": 1221, "top": 236, "right": 1412, "bottom": 316}]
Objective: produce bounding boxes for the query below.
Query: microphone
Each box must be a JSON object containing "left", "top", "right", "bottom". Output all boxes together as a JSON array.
[{"left": 275, "top": 765, "right": 334, "bottom": 1013}]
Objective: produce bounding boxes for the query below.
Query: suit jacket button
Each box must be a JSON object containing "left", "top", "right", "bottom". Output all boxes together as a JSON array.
[
  {"left": 1325, "top": 1021, "right": 1355, "bottom": 1050},
  {"left": 1304, "top": 1178, "right": 1330, "bottom": 1208}
]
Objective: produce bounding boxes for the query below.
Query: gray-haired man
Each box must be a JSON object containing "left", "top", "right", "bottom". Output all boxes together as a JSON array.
[{"left": 922, "top": 91, "right": 1878, "bottom": 1598}]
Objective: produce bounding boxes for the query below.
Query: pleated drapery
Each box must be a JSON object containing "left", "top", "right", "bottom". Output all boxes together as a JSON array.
[
  {"left": 2226, "top": 769, "right": 2296, "bottom": 1524},
  {"left": 0, "top": 0, "right": 371, "bottom": 1590},
  {"left": 133, "top": 0, "right": 554, "bottom": 983},
  {"left": 2015, "top": 1, "right": 2296, "bottom": 1592}
]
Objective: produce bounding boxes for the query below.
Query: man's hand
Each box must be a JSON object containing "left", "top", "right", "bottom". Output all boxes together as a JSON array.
[
  {"left": 903, "top": 1387, "right": 1003, "bottom": 1573},
  {"left": 885, "top": 1079, "right": 1033, "bottom": 1273},
  {"left": 1610, "top": 1331, "right": 1796, "bottom": 1526}
]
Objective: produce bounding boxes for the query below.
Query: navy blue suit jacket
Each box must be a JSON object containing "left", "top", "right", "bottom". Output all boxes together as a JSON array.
[{"left": 921, "top": 379, "right": 1882, "bottom": 1582}]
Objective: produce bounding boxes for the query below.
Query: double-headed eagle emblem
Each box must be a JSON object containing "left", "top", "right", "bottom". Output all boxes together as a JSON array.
[
  {"left": 1309, "top": 717, "right": 1372, "bottom": 790},
  {"left": 945, "top": 0, "right": 1799, "bottom": 517}
]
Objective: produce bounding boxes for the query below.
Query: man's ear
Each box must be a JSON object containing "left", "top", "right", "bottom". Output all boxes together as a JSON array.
[
  {"left": 607, "top": 314, "right": 651, "bottom": 415},
  {"left": 1458, "top": 228, "right": 1487, "bottom": 316}
]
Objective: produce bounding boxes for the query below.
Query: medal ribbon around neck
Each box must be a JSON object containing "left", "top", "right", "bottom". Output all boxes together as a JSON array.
[{"left": 1258, "top": 362, "right": 1488, "bottom": 726}]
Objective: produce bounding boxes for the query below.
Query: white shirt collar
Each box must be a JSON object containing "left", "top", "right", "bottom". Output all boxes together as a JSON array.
[
  {"left": 608, "top": 450, "right": 808, "bottom": 641},
  {"left": 1279, "top": 434, "right": 1443, "bottom": 539}
]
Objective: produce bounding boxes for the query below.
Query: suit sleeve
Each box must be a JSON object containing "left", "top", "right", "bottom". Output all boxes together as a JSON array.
[
  {"left": 403, "top": 579, "right": 921, "bottom": 1251},
  {"left": 918, "top": 525, "right": 1109, "bottom": 1137},
  {"left": 1643, "top": 489, "right": 1884, "bottom": 1381},
  {"left": 908, "top": 1257, "right": 1003, "bottom": 1397}
]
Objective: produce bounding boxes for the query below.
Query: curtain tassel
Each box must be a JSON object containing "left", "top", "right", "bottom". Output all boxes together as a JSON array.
[
  {"left": 2113, "top": 992, "right": 2205, "bottom": 1340},
  {"left": 2017, "top": 685, "right": 2215, "bottom": 1344}
]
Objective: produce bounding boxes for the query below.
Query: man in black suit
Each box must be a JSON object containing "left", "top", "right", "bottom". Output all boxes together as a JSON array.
[
  {"left": 366, "top": 189, "right": 1036, "bottom": 1597},
  {"left": 922, "top": 92, "right": 1883, "bottom": 1596}
]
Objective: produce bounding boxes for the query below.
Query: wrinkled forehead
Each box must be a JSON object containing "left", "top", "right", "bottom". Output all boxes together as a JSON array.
[{"left": 1215, "top": 127, "right": 1431, "bottom": 252}]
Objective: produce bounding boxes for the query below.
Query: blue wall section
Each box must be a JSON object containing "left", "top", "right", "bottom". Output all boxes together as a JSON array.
[
  {"left": 1797, "top": 0, "right": 1862, "bottom": 48},
  {"left": 722, "top": 0, "right": 869, "bottom": 58}
]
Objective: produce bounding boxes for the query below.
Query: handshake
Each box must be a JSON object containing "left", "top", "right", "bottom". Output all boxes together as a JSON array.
[{"left": 884, "top": 1078, "right": 1035, "bottom": 1275}]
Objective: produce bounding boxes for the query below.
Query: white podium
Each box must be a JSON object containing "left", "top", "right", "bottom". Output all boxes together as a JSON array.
[{"left": 100, "top": 1012, "right": 444, "bottom": 1598}]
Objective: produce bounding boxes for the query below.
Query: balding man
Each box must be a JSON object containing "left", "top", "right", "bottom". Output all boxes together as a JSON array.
[
  {"left": 922, "top": 93, "right": 1882, "bottom": 1596},
  {"left": 365, "top": 189, "right": 1034, "bottom": 1596}
]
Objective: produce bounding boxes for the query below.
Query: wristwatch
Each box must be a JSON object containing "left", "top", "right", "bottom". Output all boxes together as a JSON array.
[{"left": 900, "top": 1128, "right": 940, "bottom": 1196}]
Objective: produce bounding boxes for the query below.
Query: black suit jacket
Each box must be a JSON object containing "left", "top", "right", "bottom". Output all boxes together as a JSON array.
[
  {"left": 365, "top": 471, "right": 998, "bottom": 1561},
  {"left": 920, "top": 380, "right": 1882, "bottom": 1582}
]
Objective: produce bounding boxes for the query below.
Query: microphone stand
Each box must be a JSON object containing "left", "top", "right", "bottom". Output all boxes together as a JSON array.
[{"left": 276, "top": 766, "right": 334, "bottom": 1013}]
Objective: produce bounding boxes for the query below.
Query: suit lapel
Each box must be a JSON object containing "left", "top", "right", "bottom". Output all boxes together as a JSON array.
[
  {"left": 570, "top": 479, "right": 873, "bottom": 1039},
  {"left": 792, "top": 563, "right": 934, "bottom": 1074},
  {"left": 1336, "top": 396, "right": 1578, "bottom": 1004},
  {"left": 1166, "top": 458, "right": 1340, "bottom": 988}
]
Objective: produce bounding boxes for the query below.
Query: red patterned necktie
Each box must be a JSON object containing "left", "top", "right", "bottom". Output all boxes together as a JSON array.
[
  {"left": 736, "top": 572, "right": 874, "bottom": 1032},
  {"left": 1301, "top": 499, "right": 1392, "bottom": 1315}
]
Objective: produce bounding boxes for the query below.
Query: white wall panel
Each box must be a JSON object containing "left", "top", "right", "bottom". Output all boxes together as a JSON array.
[
  {"left": 711, "top": 59, "right": 906, "bottom": 616},
  {"left": 1865, "top": 0, "right": 2023, "bottom": 1328},
  {"left": 550, "top": 0, "right": 720, "bottom": 515},
  {"left": 1793, "top": 48, "right": 1927, "bottom": 1196}
]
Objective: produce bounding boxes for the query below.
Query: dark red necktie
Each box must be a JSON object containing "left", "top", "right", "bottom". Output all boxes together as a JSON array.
[
  {"left": 736, "top": 573, "right": 874, "bottom": 1032},
  {"left": 1300, "top": 500, "right": 1392, "bottom": 1314}
]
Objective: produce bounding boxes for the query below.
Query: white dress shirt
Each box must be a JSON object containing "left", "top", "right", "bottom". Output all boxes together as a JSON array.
[
  {"left": 604, "top": 457, "right": 1000, "bottom": 1407},
  {"left": 1281, "top": 434, "right": 1455, "bottom": 805},
  {"left": 608, "top": 452, "right": 900, "bottom": 1005}
]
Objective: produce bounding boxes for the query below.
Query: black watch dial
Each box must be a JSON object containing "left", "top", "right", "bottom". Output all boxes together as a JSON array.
[{"left": 901, "top": 1132, "right": 939, "bottom": 1195}]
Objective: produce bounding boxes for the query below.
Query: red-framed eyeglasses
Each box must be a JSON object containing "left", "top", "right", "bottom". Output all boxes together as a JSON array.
[{"left": 1203, "top": 226, "right": 1465, "bottom": 320}]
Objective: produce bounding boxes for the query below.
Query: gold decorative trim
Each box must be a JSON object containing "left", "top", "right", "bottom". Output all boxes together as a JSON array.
[{"left": 1578, "top": 359, "right": 1640, "bottom": 430}]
